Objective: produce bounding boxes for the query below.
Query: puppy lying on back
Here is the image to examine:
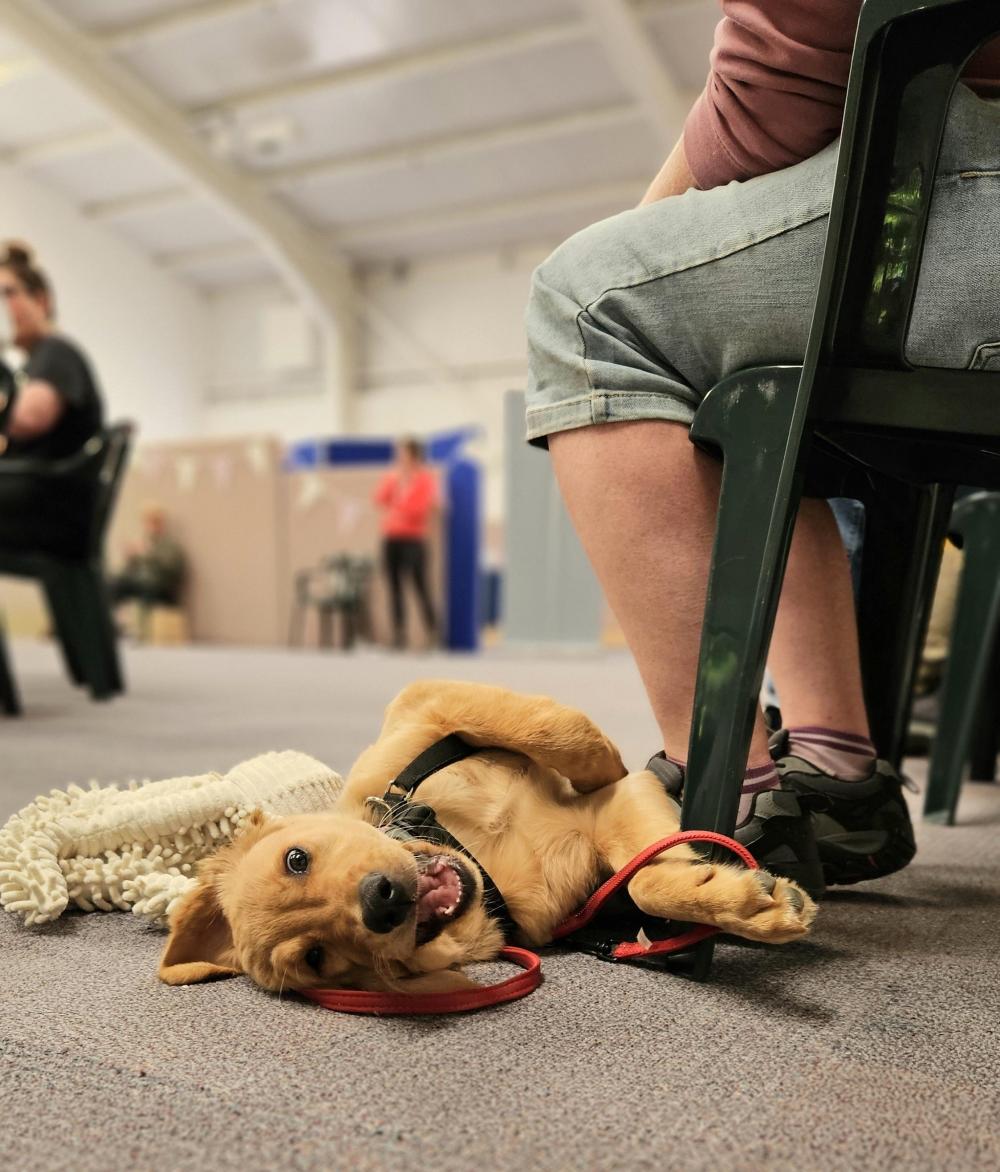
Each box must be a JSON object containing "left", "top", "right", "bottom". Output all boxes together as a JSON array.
[{"left": 159, "top": 681, "right": 815, "bottom": 994}]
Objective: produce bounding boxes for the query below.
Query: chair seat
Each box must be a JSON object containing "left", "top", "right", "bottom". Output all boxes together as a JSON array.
[{"left": 696, "top": 364, "right": 1000, "bottom": 493}]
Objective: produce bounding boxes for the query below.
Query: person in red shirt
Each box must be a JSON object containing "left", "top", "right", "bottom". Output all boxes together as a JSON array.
[{"left": 373, "top": 437, "right": 439, "bottom": 650}]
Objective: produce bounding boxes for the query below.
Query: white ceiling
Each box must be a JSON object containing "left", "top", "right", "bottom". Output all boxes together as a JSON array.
[{"left": 0, "top": 0, "right": 718, "bottom": 290}]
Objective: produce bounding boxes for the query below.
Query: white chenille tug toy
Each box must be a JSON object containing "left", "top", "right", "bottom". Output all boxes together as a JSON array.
[{"left": 0, "top": 751, "right": 344, "bottom": 927}]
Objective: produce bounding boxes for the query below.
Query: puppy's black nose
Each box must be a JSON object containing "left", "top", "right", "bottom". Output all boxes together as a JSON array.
[{"left": 359, "top": 872, "right": 413, "bottom": 933}]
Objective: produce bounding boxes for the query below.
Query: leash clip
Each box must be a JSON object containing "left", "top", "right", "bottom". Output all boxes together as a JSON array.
[{"left": 364, "top": 796, "right": 394, "bottom": 824}]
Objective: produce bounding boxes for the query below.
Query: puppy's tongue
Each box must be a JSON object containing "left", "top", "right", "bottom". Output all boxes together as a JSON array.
[{"left": 416, "top": 861, "right": 461, "bottom": 923}]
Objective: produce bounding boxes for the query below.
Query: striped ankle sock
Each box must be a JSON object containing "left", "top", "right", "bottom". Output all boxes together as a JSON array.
[
  {"left": 786, "top": 726, "right": 875, "bottom": 781},
  {"left": 666, "top": 755, "right": 780, "bottom": 828}
]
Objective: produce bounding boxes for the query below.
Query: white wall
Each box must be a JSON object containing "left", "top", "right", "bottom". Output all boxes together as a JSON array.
[
  {"left": 199, "top": 279, "right": 342, "bottom": 441},
  {"left": 0, "top": 163, "right": 207, "bottom": 440},
  {"left": 198, "top": 245, "right": 546, "bottom": 519},
  {"left": 359, "top": 246, "right": 544, "bottom": 521}
]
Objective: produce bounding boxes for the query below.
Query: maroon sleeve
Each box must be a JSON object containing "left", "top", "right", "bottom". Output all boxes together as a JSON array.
[
  {"left": 683, "top": 0, "right": 1000, "bottom": 191},
  {"left": 683, "top": 0, "right": 853, "bottom": 190}
]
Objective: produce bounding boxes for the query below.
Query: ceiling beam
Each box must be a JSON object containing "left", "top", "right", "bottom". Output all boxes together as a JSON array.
[
  {"left": 156, "top": 239, "right": 265, "bottom": 272},
  {"left": 0, "top": 0, "right": 359, "bottom": 426},
  {"left": 98, "top": 0, "right": 290, "bottom": 51},
  {"left": 4, "top": 125, "right": 121, "bottom": 166},
  {"left": 55, "top": 105, "right": 645, "bottom": 226},
  {"left": 336, "top": 179, "right": 647, "bottom": 249},
  {"left": 83, "top": 185, "right": 197, "bottom": 221},
  {"left": 265, "top": 103, "right": 641, "bottom": 189},
  {"left": 189, "top": 19, "right": 588, "bottom": 119},
  {"left": 0, "top": 54, "right": 36, "bottom": 84},
  {"left": 156, "top": 178, "right": 647, "bottom": 268},
  {"left": 575, "top": 0, "right": 688, "bottom": 152}
]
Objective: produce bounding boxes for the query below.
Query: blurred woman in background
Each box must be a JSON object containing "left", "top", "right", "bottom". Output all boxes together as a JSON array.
[
  {"left": 0, "top": 241, "right": 105, "bottom": 553},
  {"left": 373, "top": 437, "right": 438, "bottom": 650}
]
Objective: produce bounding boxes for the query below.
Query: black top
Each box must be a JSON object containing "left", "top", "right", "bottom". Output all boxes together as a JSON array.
[{"left": 4, "top": 334, "right": 104, "bottom": 460}]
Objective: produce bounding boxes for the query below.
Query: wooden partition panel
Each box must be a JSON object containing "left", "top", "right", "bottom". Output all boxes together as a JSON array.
[{"left": 109, "top": 436, "right": 287, "bottom": 646}]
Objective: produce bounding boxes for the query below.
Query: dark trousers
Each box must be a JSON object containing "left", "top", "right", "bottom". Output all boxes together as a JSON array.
[
  {"left": 383, "top": 537, "right": 436, "bottom": 647},
  {"left": 109, "top": 574, "right": 178, "bottom": 608}
]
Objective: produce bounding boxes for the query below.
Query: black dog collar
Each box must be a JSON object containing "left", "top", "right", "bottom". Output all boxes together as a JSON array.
[{"left": 365, "top": 734, "right": 519, "bottom": 942}]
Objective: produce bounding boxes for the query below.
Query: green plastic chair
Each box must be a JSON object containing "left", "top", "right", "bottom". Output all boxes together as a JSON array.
[
  {"left": 924, "top": 492, "right": 1000, "bottom": 821},
  {"left": 0, "top": 616, "right": 20, "bottom": 715},
  {"left": 678, "top": 0, "right": 1000, "bottom": 978},
  {"left": 0, "top": 422, "right": 134, "bottom": 702}
]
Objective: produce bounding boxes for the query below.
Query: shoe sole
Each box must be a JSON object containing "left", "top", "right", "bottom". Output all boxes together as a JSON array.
[{"left": 815, "top": 828, "right": 916, "bottom": 885}]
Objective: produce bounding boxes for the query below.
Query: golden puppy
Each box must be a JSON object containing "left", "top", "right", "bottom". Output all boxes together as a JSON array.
[{"left": 160, "top": 681, "right": 816, "bottom": 993}]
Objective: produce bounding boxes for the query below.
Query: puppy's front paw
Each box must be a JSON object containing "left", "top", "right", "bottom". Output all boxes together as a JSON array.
[{"left": 715, "top": 869, "right": 817, "bottom": 944}]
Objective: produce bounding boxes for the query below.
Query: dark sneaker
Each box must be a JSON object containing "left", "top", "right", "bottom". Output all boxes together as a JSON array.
[
  {"left": 645, "top": 753, "right": 825, "bottom": 899},
  {"left": 769, "top": 731, "right": 917, "bottom": 886},
  {"left": 905, "top": 690, "right": 940, "bottom": 758}
]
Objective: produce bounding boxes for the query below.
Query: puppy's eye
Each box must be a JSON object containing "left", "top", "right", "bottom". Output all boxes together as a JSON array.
[
  {"left": 304, "top": 946, "right": 324, "bottom": 974},
  {"left": 285, "top": 847, "right": 310, "bottom": 875}
]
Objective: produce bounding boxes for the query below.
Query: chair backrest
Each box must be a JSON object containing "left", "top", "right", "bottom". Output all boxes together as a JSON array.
[
  {"left": 809, "top": 0, "right": 1000, "bottom": 375},
  {"left": 77, "top": 421, "right": 135, "bottom": 559}
]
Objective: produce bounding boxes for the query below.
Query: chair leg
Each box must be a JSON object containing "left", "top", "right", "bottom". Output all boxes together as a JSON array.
[
  {"left": 41, "top": 575, "right": 87, "bottom": 687},
  {"left": 682, "top": 369, "right": 809, "bottom": 979},
  {"left": 852, "top": 475, "right": 953, "bottom": 767},
  {"left": 288, "top": 602, "right": 304, "bottom": 647},
  {"left": 967, "top": 625, "right": 1000, "bottom": 783},
  {"left": 683, "top": 368, "right": 807, "bottom": 836},
  {"left": 54, "top": 565, "right": 124, "bottom": 701},
  {"left": 925, "top": 494, "right": 1000, "bottom": 824},
  {"left": 319, "top": 606, "right": 333, "bottom": 649},
  {"left": 0, "top": 623, "right": 21, "bottom": 715}
]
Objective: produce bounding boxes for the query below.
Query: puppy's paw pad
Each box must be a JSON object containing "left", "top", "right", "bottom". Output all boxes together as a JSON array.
[{"left": 719, "top": 875, "right": 817, "bottom": 943}]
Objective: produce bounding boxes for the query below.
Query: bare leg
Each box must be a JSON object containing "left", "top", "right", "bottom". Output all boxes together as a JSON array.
[
  {"left": 769, "top": 499, "right": 871, "bottom": 737},
  {"left": 550, "top": 420, "right": 870, "bottom": 759}
]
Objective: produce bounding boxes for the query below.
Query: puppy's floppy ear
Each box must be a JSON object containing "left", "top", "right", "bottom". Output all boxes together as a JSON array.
[
  {"left": 158, "top": 862, "right": 240, "bottom": 986},
  {"left": 381, "top": 680, "right": 627, "bottom": 791},
  {"left": 158, "top": 809, "right": 276, "bottom": 986}
]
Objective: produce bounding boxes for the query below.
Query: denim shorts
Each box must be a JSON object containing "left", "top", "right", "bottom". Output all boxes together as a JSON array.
[{"left": 525, "top": 86, "right": 1000, "bottom": 447}]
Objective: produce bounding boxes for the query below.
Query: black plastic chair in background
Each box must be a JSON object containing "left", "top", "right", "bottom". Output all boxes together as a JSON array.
[
  {"left": 0, "top": 615, "right": 20, "bottom": 715},
  {"left": 0, "top": 361, "right": 20, "bottom": 715},
  {"left": 0, "top": 422, "right": 134, "bottom": 702},
  {"left": 924, "top": 492, "right": 1000, "bottom": 822},
  {"left": 288, "top": 554, "right": 374, "bottom": 651},
  {"left": 676, "top": 0, "right": 1000, "bottom": 978}
]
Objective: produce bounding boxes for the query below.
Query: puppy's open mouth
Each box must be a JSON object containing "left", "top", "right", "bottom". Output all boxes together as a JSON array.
[{"left": 414, "top": 854, "right": 473, "bottom": 945}]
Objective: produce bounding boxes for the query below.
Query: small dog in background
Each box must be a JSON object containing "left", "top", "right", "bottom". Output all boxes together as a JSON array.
[{"left": 160, "top": 681, "right": 815, "bottom": 994}]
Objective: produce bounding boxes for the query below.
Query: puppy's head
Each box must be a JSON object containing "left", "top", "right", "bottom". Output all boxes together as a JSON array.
[{"left": 158, "top": 810, "right": 502, "bottom": 993}]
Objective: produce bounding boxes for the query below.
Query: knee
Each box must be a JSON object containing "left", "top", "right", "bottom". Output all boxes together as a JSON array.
[{"left": 527, "top": 210, "right": 637, "bottom": 336}]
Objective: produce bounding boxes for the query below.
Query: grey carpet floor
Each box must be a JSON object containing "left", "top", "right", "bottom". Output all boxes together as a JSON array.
[{"left": 2, "top": 639, "right": 998, "bottom": 1172}]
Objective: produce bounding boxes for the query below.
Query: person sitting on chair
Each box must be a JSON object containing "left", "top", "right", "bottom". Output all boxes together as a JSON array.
[
  {"left": 110, "top": 504, "right": 186, "bottom": 621},
  {"left": 0, "top": 241, "right": 105, "bottom": 554},
  {"left": 525, "top": 2, "right": 1000, "bottom": 896}
]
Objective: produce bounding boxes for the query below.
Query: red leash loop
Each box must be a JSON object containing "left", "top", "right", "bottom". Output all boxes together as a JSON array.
[
  {"left": 552, "top": 830, "right": 758, "bottom": 941},
  {"left": 299, "top": 947, "right": 541, "bottom": 1016},
  {"left": 300, "top": 830, "right": 753, "bottom": 1014}
]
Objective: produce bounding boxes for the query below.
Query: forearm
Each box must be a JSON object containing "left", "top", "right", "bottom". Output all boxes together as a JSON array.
[
  {"left": 639, "top": 136, "right": 698, "bottom": 206},
  {"left": 6, "top": 379, "right": 63, "bottom": 439}
]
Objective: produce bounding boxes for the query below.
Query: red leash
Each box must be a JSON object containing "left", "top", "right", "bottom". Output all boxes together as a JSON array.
[
  {"left": 299, "top": 946, "right": 541, "bottom": 1016},
  {"left": 551, "top": 830, "right": 758, "bottom": 960},
  {"left": 299, "top": 830, "right": 755, "bottom": 1015}
]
